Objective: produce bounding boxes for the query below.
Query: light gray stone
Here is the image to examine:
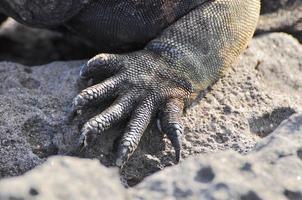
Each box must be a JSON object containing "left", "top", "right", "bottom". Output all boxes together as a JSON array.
[
  {"left": 0, "top": 156, "right": 128, "bottom": 200},
  {"left": 257, "top": 0, "right": 302, "bottom": 42},
  {"left": 0, "top": 113, "right": 301, "bottom": 200},
  {"left": 133, "top": 113, "right": 302, "bottom": 200}
]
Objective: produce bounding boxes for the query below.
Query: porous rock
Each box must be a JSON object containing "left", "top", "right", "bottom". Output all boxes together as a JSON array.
[
  {"left": 0, "top": 156, "right": 127, "bottom": 200},
  {"left": 0, "top": 113, "right": 301, "bottom": 200},
  {"left": 132, "top": 113, "right": 302, "bottom": 200},
  {"left": 257, "top": 0, "right": 302, "bottom": 42}
]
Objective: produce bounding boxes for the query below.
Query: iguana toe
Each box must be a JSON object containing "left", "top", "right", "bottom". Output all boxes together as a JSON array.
[
  {"left": 116, "top": 94, "right": 158, "bottom": 166},
  {"left": 72, "top": 74, "right": 125, "bottom": 114},
  {"left": 80, "top": 53, "right": 123, "bottom": 81}
]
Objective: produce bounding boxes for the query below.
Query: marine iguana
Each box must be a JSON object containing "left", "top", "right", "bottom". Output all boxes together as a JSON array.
[{"left": 0, "top": 0, "right": 260, "bottom": 166}]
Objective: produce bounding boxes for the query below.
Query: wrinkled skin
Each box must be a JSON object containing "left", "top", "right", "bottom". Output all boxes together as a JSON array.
[{"left": 0, "top": 0, "right": 260, "bottom": 166}]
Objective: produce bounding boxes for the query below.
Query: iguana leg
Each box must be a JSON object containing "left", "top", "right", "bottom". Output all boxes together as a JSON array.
[{"left": 72, "top": 0, "right": 260, "bottom": 166}]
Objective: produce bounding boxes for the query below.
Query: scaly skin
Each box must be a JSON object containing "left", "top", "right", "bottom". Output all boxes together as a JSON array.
[{"left": 0, "top": 0, "right": 260, "bottom": 166}]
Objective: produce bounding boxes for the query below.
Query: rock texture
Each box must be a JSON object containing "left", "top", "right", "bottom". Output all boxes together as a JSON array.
[
  {"left": 0, "top": 157, "right": 128, "bottom": 200},
  {"left": 133, "top": 113, "right": 302, "bottom": 200},
  {"left": 1, "top": 32, "right": 301, "bottom": 185},
  {"left": 257, "top": 0, "right": 302, "bottom": 42},
  {"left": 0, "top": 61, "right": 81, "bottom": 178},
  {"left": 0, "top": 113, "right": 301, "bottom": 200}
]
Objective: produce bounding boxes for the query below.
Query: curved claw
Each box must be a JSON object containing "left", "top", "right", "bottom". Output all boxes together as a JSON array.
[
  {"left": 66, "top": 132, "right": 87, "bottom": 156},
  {"left": 68, "top": 130, "right": 89, "bottom": 156},
  {"left": 116, "top": 144, "right": 131, "bottom": 167},
  {"left": 78, "top": 122, "right": 99, "bottom": 147},
  {"left": 116, "top": 95, "right": 157, "bottom": 167},
  {"left": 165, "top": 124, "right": 183, "bottom": 163},
  {"left": 78, "top": 131, "right": 88, "bottom": 152},
  {"left": 160, "top": 98, "right": 184, "bottom": 163}
]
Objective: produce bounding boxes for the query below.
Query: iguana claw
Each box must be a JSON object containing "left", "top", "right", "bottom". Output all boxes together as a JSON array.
[{"left": 159, "top": 98, "right": 184, "bottom": 163}]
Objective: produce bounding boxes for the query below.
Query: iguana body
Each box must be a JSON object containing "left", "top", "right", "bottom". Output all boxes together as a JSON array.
[{"left": 0, "top": 0, "right": 260, "bottom": 166}]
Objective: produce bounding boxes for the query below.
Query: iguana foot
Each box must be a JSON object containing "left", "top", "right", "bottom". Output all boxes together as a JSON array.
[{"left": 71, "top": 51, "right": 192, "bottom": 167}]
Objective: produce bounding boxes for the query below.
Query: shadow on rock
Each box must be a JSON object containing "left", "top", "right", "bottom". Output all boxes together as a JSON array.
[{"left": 248, "top": 107, "right": 296, "bottom": 138}]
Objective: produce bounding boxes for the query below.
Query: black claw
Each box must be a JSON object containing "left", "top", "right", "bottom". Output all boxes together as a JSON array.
[
  {"left": 66, "top": 107, "right": 77, "bottom": 124},
  {"left": 79, "top": 62, "right": 94, "bottom": 79},
  {"left": 79, "top": 123, "right": 98, "bottom": 145},
  {"left": 68, "top": 132, "right": 87, "bottom": 156},
  {"left": 116, "top": 144, "right": 130, "bottom": 167},
  {"left": 74, "top": 91, "right": 140, "bottom": 156},
  {"left": 166, "top": 126, "right": 183, "bottom": 163},
  {"left": 79, "top": 64, "right": 89, "bottom": 78},
  {"left": 77, "top": 133, "right": 87, "bottom": 152},
  {"left": 160, "top": 98, "right": 184, "bottom": 163},
  {"left": 72, "top": 94, "right": 87, "bottom": 111},
  {"left": 84, "top": 90, "right": 138, "bottom": 134}
]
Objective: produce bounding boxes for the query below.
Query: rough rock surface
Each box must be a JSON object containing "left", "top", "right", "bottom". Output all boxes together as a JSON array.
[
  {"left": 132, "top": 113, "right": 302, "bottom": 200},
  {"left": 0, "top": 157, "right": 128, "bottom": 200},
  {"left": 0, "top": 113, "right": 301, "bottom": 200},
  {"left": 1, "top": 32, "right": 301, "bottom": 186},
  {"left": 257, "top": 0, "right": 302, "bottom": 42},
  {"left": 0, "top": 61, "right": 81, "bottom": 178}
]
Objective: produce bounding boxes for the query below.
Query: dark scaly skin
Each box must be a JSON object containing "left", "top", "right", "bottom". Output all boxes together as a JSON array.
[{"left": 0, "top": 0, "right": 260, "bottom": 166}]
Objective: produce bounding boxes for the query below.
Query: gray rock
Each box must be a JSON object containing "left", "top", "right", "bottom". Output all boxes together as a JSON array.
[
  {"left": 0, "top": 61, "right": 81, "bottom": 178},
  {"left": 0, "top": 156, "right": 128, "bottom": 200},
  {"left": 0, "top": 113, "right": 301, "bottom": 200},
  {"left": 132, "top": 113, "right": 302, "bottom": 200},
  {"left": 257, "top": 0, "right": 302, "bottom": 42},
  {"left": 1, "top": 33, "right": 302, "bottom": 185}
]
